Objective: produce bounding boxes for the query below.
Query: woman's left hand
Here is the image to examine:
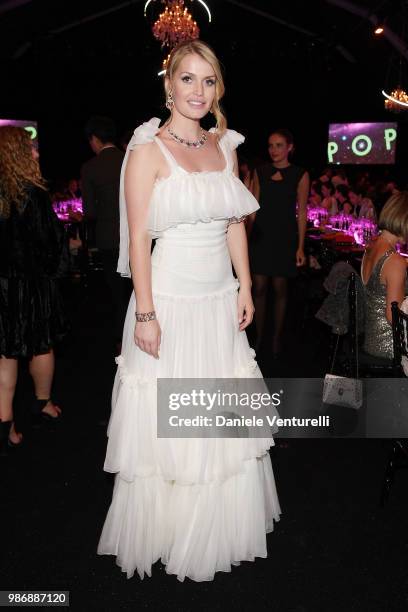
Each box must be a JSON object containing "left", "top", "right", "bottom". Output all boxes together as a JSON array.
[
  {"left": 237, "top": 288, "right": 255, "bottom": 331},
  {"left": 296, "top": 248, "right": 306, "bottom": 267}
]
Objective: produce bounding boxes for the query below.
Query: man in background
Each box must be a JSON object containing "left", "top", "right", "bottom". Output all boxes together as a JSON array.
[{"left": 81, "top": 116, "right": 128, "bottom": 351}]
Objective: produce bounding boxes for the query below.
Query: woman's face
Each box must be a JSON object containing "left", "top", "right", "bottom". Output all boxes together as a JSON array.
[
  {"left": 321, "top": 184, "right": 331, "bottom": 198},
  {"left": 68, "top": 179, "right": 78, "bottom": 192},
  {"left": 268, "top": 134, "right": 293, "bottom": 164},
  {"left": 349, "top": 191, "right": 361, "bottom": 206},
  {"left": 167, "top": 53, "right": 217, "bottom": 120}
]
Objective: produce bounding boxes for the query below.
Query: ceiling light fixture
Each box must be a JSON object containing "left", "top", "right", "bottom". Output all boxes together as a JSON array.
[
  {"left": 382, "top": 88, "right": 408, "bottom": 111},
  {"left": 144, "top": 1, "right": 211, "bottom": 75}
]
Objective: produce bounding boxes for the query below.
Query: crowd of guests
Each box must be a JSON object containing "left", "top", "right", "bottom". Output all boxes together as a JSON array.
[
  {"left": 240, "top": 153, "right": 408, "bottom": 373},
  {"left": 0, "top": 116, "right": 407, "bottom": 457},
  {"left": 308, "top": 168, "right": 401, "bottom": 222},
  {"left": 51, "top": 177, "right": 82, "bottom": 203},
  {"left": 240, "top": 159, "right": 401, "bottom": 224}
]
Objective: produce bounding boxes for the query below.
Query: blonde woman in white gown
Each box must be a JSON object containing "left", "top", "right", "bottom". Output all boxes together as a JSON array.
[{"left": 97, "top": 40, "right": 281, "bottom": 582}]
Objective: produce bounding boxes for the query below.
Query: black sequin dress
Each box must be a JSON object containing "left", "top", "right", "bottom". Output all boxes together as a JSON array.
[
  {"left": 0, "top": 184, "right": 70, "bottom": 358},
  {"left": 249, "top": 163, "right": 306, "bottom": 277}
]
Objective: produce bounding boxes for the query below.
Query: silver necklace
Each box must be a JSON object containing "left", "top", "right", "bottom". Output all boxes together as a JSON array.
[{"left": 167, "top": 127, "right": 207, "bottom": 149}]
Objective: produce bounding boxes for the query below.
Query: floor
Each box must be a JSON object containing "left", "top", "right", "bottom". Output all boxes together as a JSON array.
[{"left": 1, "top": 272, "right": 406, "bottom": 612}]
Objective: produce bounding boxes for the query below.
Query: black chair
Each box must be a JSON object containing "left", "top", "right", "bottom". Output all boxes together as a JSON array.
[
  {"left": 74, "top": 219, "right": 104, "bottom": 289},
  {"left": 391, "top": 300, "right": 408, "bottom": 372},
  {"left": 348, "top": 273, "right": 397, "bottom": 378},
  {"left": 328, "top": 272, "right": 394, "bottom": 379},
  {"left": 380, "top": 301, "right": 408, "bottom": 505},
  {"left": 334, "top": 274, "right": 408, "bottom": 503}
]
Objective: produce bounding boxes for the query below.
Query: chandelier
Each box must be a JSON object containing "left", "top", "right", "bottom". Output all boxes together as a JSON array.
[
  {"left": 382, "top": 87, "right": 408, "bottom": 112},
  {"left": 145, "top": 0, "right": 211, "bottom": 73},
  {"left": 152, "top": 1, "right": 199, "bottom": 49},
  {"left": 380, "top": 5, "right": 408, "bottom": 113}
]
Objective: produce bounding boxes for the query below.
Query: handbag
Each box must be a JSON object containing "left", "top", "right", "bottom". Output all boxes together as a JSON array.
[
  {"left": 323, "top": 276, "right": 363, "bottom": 410},
  {"left": 323, "top": 373, "right": 363, "bottom": 410}
]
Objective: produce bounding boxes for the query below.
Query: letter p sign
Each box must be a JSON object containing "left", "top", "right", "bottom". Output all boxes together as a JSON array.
[
  {"left": 384, "top": 128, "right": 397, "bottom": 151},
  {"left": 328, "top": 141, "right": 338, "bottom": 163}
]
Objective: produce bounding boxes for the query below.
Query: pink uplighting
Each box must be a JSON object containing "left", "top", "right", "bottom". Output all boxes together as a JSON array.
[
  {"left": 307, "top": 207, "right": 377, "bottom": 246},
  {"left": 52, "top": 198, "right": 83, "bottom": 221}
]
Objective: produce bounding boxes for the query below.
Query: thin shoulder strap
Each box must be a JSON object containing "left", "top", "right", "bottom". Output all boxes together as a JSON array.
[
  {"left": 362, "top": 248, "right": 394, "bottom": 287},
  {"left": 378, "top": 249, "right": 397, "bottom": 278},
  {"left": 153, "top": 136, "right": 179, "bottom": 171}
]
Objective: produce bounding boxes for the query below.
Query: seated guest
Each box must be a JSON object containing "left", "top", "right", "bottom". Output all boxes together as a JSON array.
[
  {"left": 361, "top": 192, "right": 408, "bottom": 359},
  {"left": 50, "top": 179, "right": 68, "bottom": 202},
  {"left": 348, "top": 187, "right": 363, "bottom": 217},
  {"left": 66, "top": 178, "right": 81, "bottom": 199},
  {"left": 356, "top": 171, "right": 370, "bottom": 192},
  {"left": 335, "top": 184, "right": 353, "bottom": 216},
  {"left": 321, "top": 182, "right": 338, "bottom": 214},
  {"left": 358, "top": 195, "right": 376, "bottom": 221},
  {"left": 308, "top": 180, "right": 323, "bottom": 207},
  {"left": 386, "top": 180, "right": 400, "bottom": 197},
  {"left": 331, "top": 169, "right": 348, "bottom": 188},
  {"left": 319, "top": 168, "right": 333, "bottom": 184}
]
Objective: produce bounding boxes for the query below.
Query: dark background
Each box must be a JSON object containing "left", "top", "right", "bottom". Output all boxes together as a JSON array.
[
  {"left": 1, "top": 0, "right": 408, "bottom": 182},
  {"left": 2, "top": 4, "right": 408, "bottom": 606}
]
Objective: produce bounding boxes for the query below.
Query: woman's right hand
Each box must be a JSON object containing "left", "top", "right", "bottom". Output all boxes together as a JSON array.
[{"left": 134, "top": 319, "right": 161, "bottom": 359}]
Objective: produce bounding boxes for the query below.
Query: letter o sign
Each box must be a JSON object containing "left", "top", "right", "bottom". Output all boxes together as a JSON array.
[{"left": 351, "top": 134, "right": 372, "bottom": 157}]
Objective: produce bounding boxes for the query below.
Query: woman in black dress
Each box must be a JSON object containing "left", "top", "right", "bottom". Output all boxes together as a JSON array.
[
  {"left": 0, "top": 126, "right": 69, "bottom": 454},
  {"left": 248, "top": 129, "right": 309, "bottom": 355}
]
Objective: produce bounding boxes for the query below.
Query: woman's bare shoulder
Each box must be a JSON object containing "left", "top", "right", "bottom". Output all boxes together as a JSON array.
[
  {"left": 387, "top": 251, "right": 407, "bottom": 267},
  {"left": 382, "top": 251, "right": 407, "bottom": 279},
  {"left": 128, "top": 139, "right": 160, "bottom": 160},
  {"left": 127, "top": 140, "right": 163, "bottom": 175}
]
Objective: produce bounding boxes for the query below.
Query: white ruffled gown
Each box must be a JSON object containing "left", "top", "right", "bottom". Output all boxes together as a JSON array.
[{"left": 97, "top": 118, "right": 281, "bottom": 582}]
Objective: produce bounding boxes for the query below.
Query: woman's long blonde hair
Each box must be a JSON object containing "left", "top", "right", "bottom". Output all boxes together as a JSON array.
[
  {"left": 0, "top": 126, "right": 46, "bottom": 218},
  {"left": 163, "top": 40, "right": 227, "bottom": 137}
]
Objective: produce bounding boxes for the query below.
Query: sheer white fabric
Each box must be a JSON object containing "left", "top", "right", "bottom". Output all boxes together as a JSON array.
[
  {"left": 117, "top": 117, "right": 260, "bottom": 276},
  {"left": 99, "top": 117, "right": 281, "bottom": 582}
]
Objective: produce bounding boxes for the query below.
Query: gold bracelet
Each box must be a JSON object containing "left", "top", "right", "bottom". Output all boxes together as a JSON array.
[{"left": 135, "top": 310, "right": 156, "bottom": 322}]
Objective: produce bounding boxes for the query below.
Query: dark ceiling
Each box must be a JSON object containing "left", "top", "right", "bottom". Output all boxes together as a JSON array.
[{"left": 1, "top": 0, "right": 406, "bottom": 178}]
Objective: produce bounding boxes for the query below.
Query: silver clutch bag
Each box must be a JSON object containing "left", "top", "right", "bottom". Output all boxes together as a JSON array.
[{"left": 323, "top": 374, "right": 363, "bottom": 410}]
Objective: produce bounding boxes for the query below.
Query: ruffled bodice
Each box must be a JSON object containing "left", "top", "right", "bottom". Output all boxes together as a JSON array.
[{"left": 117, "top": 117, "right": 260, "bottom": 276}]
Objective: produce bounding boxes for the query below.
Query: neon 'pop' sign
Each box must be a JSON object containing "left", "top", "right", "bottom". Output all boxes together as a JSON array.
[{"left": 327, "top": 122, "right": 398, "bottom": 165}]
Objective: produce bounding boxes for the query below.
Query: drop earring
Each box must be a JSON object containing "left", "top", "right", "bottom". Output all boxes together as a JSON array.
[{"left": 166, "top": 90, "right": 174, "bottom": 110}]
